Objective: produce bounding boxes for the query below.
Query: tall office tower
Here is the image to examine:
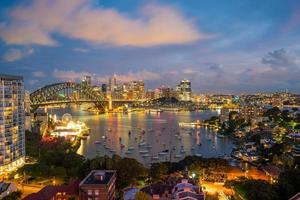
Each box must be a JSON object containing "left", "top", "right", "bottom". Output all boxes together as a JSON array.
[
  {"left": 131, "top": 80, "right": 145, "bottom": 99},
  {"left": 0, "top": 74, "right": 25, "bottom": 174},
  {"left": 176, "top": 79, "right": 192, "bottom": 101},
  {"left": 101, "top": 84, "right": 107, "bottom": 93},
  {"left": 108, "top": 75, "right": 117, "bottom": 93},
  {"left": 83, "top": 75, "right": 92, "bottom": 86}
]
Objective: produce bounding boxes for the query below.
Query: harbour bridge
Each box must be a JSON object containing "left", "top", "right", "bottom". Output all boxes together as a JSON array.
[{"left": 30, "top": 82, "right": 143, "bottom": 112}]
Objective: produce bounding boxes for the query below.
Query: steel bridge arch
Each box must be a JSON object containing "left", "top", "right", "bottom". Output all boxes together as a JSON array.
[{"left": 30, "top": 82, "right": 107, "bottom": 111}]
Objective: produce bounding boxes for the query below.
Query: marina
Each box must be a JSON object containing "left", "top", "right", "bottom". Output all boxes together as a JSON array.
[{"left": 48, "top": 107, "right": 234, "bottom": 166}]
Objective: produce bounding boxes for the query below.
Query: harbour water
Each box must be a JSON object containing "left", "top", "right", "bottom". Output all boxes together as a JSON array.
[{"left": 48, "top": 107, "right": 234, "bottom": 165}]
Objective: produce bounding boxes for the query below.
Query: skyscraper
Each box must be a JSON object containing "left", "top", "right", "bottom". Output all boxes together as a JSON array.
[
  {"left": 101, "top": 84, "right": 107, "bottom": 93},
  {"left": 83, "top": 75, "right": 92, "bottom": 86},
  {"left": 0, "top": 74, "right": 25, "bottom": 174},
  {"left": 131, "top": 80, "right": 145, "bottom": 99},
  {"left": 176, "top": 79, "right": 192, "bottom": 101},
  {"left": 108, "top": 75, "right": 117, "bottom": 93}
]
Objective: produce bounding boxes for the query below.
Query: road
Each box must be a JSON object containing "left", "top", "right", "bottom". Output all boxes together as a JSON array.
[
  {"left": 227, "top": 166, "right": 268, "bottom": 180},
  {"left": 14, "top": 182, "right": 43, "bottom": 198},
  {"left": 201, "top": 166, "right": 268, "bottom": 199}
]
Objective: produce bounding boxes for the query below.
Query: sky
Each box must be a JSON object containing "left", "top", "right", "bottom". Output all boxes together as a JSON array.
[{"left": 0, "top": 0, "right": 300, "bottom": 93}]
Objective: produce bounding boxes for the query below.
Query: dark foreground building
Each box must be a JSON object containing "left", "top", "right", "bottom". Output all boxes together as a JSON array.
[
  {"left": 23, "top": 170, "right": 117, "bottom": 200},
  {"left": 79, "top": 170, "right": 117, "bottom": 200}
]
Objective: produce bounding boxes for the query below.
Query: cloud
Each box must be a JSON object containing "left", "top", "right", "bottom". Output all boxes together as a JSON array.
[
  {"left": 2, "top": 47, "right": 34, "bottom": 62},
  {"left": 52, "top": 69, "right": 160, "bottom": 85},
  {"left": 262, "top": 48, "right": 298, "bottom": 69},
  {"left": 29, "top": 79, "right": 39, "bottom": 86},
  {"left": 73, "top": 48, "right": 89, "bottom": 53},
  {"left": 0, "top": 0, "right": 208, "bottom": 47},
  {"left": 32, "top": 71, "right": 46, "bottom": 77},
  {"left": 182, "top": 68, "right": 197, "bottom": 75},
  {"left": 96, "top": 70, "right": 161, "bottom": 83},
  {"left": 231, "top": 48, "right": 300, "bottom": 91},
  {"left": 52, "top": 69, "right": 92, "bottom": 81}
]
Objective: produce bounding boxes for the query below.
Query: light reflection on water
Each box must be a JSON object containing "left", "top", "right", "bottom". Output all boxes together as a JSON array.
[{"left": 48, "top": 107, "right": 234, "bottom": 166}]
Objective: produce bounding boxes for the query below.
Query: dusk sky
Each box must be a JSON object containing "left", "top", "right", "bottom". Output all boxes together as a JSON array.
[{"left": 0, "top": 0, "right": 300, "bottom": 93}]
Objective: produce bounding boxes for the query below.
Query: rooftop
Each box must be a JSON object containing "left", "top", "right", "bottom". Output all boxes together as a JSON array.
[
  {"left": 23, "top": 181, "right": 79, "bottom": 200},
  {"left": 0, "top": 182, "right": 10, "bottom": 195},
  {"left": 80, "top": 170, "right": 116, "bottom": 185},
  {"left": 0, "top": 74, "right": 23, "bottom": 81},
  {"left": 141, "top": 183, "right": 172, "bottom": 196},
  {"left": 262, "top": 164, "right": 281, "bottom": 178}
]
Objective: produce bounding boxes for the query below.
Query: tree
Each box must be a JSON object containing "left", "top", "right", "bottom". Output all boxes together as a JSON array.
[
  {"left": 205, "top": 193, "right": 219, "bottom": 200},
  {"left": 276, "top": 169, "right": 300, "bottom": 199},
  {"left": 134, "top": 191, "right": 150, "bottom": 200},
  {"left": 225, "top": 178, "right": 279, "bottom": 200},
  {"left": 150, "top": 163, "right": 168, "bottom": 180},
  {"left": 264, "top": 107, "right": 281, "bottom": 121}
]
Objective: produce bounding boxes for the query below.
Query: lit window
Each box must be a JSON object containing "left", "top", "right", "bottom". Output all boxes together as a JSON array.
[
  {"left": 88, "top": 190, "right": 93, "bottom": 195},
  {"left": 95, "top": 190, "right": 99, "bottom": 195}
]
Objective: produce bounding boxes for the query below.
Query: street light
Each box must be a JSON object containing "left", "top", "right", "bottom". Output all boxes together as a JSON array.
[{"left": 192, "top": 173, "right": 196, "bottom": 179}]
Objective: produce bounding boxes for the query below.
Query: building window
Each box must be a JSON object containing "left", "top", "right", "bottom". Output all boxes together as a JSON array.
[
  {"left": 88, "top": 190, "right": 93, "bottom": 195},
  {"left": 95, "top": 190, "right": 99, "bottom": 195}
]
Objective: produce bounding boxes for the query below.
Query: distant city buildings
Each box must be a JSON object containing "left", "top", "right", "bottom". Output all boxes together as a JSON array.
[
  {"left": 106, "top": 75, "right": 145, "bottom": 100},
  {"left": 0, "top": 74, "right": 25, "bottom": 174}
]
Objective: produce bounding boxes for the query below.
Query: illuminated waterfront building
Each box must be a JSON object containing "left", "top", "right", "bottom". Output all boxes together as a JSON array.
[
  {"left": 108, "top": 75, "right": 117, "bottom": 93},
  {"left": 161, "top": 86, "right": 176, "bottom": 99},
  {"left": 176, "top": 79, "right": 192, "bottom": 101},
  {"left": 131, "top": 80, "right": 145, "bottom": 99},
  {"left": 145, "top": 89, "right": 156, "bottom": 100},
  {"left": 113, "top": 84, "right": 124, "bottom": 99},
  {"left": 0, "top": 74, "right": 25, "bottom": 174}
]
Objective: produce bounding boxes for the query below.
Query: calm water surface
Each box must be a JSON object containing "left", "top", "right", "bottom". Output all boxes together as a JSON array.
[{"left": 49, "top": 108, "right": 234, "bottom": 166}]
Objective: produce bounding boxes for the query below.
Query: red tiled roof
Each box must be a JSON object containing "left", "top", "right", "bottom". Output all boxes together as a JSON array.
[{"left": 23, "top": 181, "right": 79, "bottom": 200}]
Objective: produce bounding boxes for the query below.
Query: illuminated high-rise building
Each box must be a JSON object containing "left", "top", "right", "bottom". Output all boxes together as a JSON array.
[
  {"left": 0, "top": 74, "right": 25, "bottom": 174},
  {"left": 82, "top": 75, "right": 92, "bottom": 86},
  {"left": 176, "top": 79, "right": 192, "bottom": 101},
  {"left": 101, "top": 84, "right": 107, "bottom": 93},
  {"left": 131, "top": 80, "right": 144, "bottom": 99},
  {"left": 108, "top": 74, "right": 117, "bottom": 93}
]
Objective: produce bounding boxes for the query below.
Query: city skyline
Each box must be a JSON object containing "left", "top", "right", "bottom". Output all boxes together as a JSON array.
[{"left": 0, "top": 0, "right": 300, "bottom": 93}]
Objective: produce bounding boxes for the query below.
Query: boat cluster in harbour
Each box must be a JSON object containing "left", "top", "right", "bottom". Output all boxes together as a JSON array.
[{"left": 91, "top": 119, "right": 232, "bottom": 165}]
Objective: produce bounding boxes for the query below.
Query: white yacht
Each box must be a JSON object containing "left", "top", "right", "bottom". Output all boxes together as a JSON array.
[
  {"left": 175, "top": 154, "right": 182, "bottom": 158},
  {"left": 139, "top": 150, "right": 149, "bottom": 154}
]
